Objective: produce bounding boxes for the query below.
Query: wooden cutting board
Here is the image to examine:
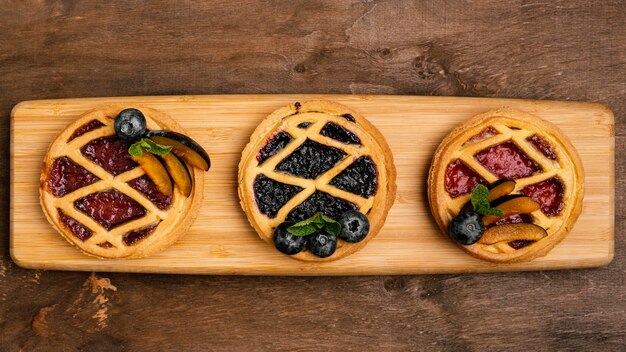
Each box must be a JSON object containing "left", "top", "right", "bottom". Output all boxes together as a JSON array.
[{"left": 10, "top": 95, "right": 615, "bottom": 275}]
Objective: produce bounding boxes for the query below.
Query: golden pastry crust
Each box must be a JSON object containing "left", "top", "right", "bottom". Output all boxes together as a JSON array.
[
  {"left": 238, "top": 101, "right": 396, "bottom": 261},
  {"left": 39, "top": 105, "right": 203, "bottom": 259},
  {"left": 428, "top": 108, "right": 584, "bottom": 263}
]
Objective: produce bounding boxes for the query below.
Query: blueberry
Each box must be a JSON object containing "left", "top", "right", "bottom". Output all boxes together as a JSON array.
[
  {"left": 448, "top": 211, "right": 485, "bottom": 245},
  {"left": 338, "top": 210, "right": 370, "bottom": 243},
  {"left": 114, "top": 108, "right": 147, "bottom": 141},
  {"left": 273, "top": 222, "right": 307, "bottom": 255},
  {"left": 309, "top": 231, "right": 337, "bottom": 258}
]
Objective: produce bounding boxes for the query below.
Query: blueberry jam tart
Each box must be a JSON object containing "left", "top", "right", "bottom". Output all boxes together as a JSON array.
[
  {"left": 40, "top": 106, "right": 210, "bottom": 258},
  {"left": 428, "top": 109, "right": 584, "bottom": 263},
  {"left": 238, "top": 101, "right": 396, "bottom": 261}
]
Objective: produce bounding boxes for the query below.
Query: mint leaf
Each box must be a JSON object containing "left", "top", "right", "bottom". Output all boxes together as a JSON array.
[
  {"left": 470, "top": 184, "right": 504, "bottom": 217},
  {"left": 128, "top": 143, "right": 144, "bottom": 157},
  {"left": 129, "top": 138, "right": 173, "bottom": 157},
  {"left": 287, "top": 212, "right": 342, "bottom": 237},
  {"left": 324, "top": 222, "right": 341, "bottom": 236}
]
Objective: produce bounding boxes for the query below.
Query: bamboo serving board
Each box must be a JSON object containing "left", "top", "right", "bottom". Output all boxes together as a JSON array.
[{"left": 10, "top": 95, "right": 614, "bottom": 275}]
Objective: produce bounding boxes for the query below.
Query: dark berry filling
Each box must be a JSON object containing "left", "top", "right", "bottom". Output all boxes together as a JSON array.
[
  {"left": 341, "top": 113, "right": 355, "bottom": 122},
  {"left": 297, "top": 122, "right": 312, "bottom": 129},
  {"left": 257, "top": 131, "right": 293, "bottom": 165},
  {"left": 286, "top": 191, "right": 358, "bottom": 222},
  {"left": 520, "top": 177, "right": 564, "bottom": 216},
  {"left": 47, "top": 156, "right": 100, "bottom": 197},
  {"left": 122, "top": 222, "right": 159, "bottom": 246},
  {"left": 329, "top": 156, "right": 378, "bottom": 197},
  {"left": 464, "top": 127, "right": 498, "bottom": 145},
  {"left": 474, "top": 141, "right": 541, "bottom": 179},
  {"left": 319, "top": 122, "right": 361, "bottom": 145},
  {"left": 445, "top": 159, "right": 487, "bottom": 198},
  {"left": 81, "top": 136, "right": 137, "bottom": 176},
  {"left": 97, "top": 241, "right": 114, "bottom": 248},
  {"left": 74, "top": 189, "right": 146, "bottom": 230},
  {"left": 490, "top": 213, "right": 533, "bottom": 227},
  {"left": 527, "top": 135, "right": 557, "bottom": 160},
  {"left": 275, "top": 139, "right": 346, "bottom": 179},
  {"left": 253, "top": 174, "right": 303, "bottom": 218},
  {"left": 509, "top": 240, "right": 534, "bottom": 249},
  {"left": 58, "top": 209, "right": 93, "bottom": 241},
  {"left": 68, "top": 119, "right": 105, "bottom": 142},
  {"left": 128, "top": 175, "right": 173, "bottom": 210}
]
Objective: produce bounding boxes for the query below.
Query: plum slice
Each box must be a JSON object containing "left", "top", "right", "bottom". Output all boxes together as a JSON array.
[
  {"left": 148, "top": 131, "right": 210, "bottom": 171},
  {"left": 479, "top": 223, "right": 547, "bottom": 245},
  {"left": 160, "top": 153, "right": 192, "bottom": 197},
  {"left": 483, "top": 196, "right": 540, "bottom": 226},
  {"left": 131, "top": 153, "right": 173, "bottom": 196}
]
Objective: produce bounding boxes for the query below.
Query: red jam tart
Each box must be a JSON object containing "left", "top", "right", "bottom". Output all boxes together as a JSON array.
[
  {"left": 428, "top": 108, "right": 584, "bottom": 263},
  {"left": 40, "top": 106, "right": 204, "bottom": 259}
]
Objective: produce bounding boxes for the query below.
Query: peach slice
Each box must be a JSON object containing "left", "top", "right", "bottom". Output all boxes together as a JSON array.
[
  {"left": 132, "top": 153, "right": 173, "bottom": 196},
  {"left": 489, "top": 179, "right": 516, "bottom": 202},
  {"left": 160, "top": 153, "right": 192, "bottom": 197},
  {"left": 483, "top": 196, "right": 540, "bottom": 226},
  {"left": 479, "top": 223, "right": 547, "bottom": 245},
  {"left": 148, "top": 132, "right": 210, "bottom": 171}
]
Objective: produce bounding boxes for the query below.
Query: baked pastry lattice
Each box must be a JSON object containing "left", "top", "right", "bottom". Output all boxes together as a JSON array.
[
  {"left": 239, "top": 101, "right": 396, "bottom": 261},
  {"left": 428, "top": 108, "right": 584, "bottom": 262},
  {"left": 40, "top": 106, "right": 203, "bottom": 258}
]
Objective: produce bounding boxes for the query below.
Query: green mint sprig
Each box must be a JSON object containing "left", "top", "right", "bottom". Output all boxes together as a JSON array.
[
  {"left": 471, "top": 184, "right": 504, "bottom": 217},
  {"left": 129, "top": 138, "right": 173, "bottom": 157},
  {"left": 287, "top": 212, "right": 341, "bottom": 237}
]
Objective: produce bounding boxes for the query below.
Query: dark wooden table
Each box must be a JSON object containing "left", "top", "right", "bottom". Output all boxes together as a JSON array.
[{"left": 1, "top": 1, "right": 624, "bottom": 351}]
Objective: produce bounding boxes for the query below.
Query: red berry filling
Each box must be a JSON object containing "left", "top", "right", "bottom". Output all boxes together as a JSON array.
[
  {"left": 474, "top": 141, "right": 541, "bottom": 179},
  {"left": 68, "top": 119, "right": 105, "bottom": 142},
  {"left": 527, "top": 135, "right": 557, "bottom": 160},
  {"left": 47, "top": 156, "right": 100, "bottom": 197},
  {"left": 58, "top": 209, "right": 93, "bottom": 241},
  {"left": 81, "top": 136, "right": 137, "bottom": 176},
  {"left": 520, "top": 177, "right": 564, "bottom": 216},
  {"left": 444, "top": 159, "right": 487, "bottom": 198},
  {"left": 74, "top": 189, "right": 146, "bottom": 230},
  {"left": 464, "top": 127, "right": 498, "bottom": 145},
  {"left": 128, "top": 175, "right": 173, "bottom": 210},
  {"left": 122, "top": 222, "right": 159, "bottom": 246}
]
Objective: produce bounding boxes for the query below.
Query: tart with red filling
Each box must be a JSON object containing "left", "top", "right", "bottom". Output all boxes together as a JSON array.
[
  {"left": 428, "top": 108, "right": 584, "bottom": 262},
  {"left": 40, "top": 106, "right": 210, "bottom": 258},
  {"left": 238, "top": 101, "right": 396, "bottom": 261}
]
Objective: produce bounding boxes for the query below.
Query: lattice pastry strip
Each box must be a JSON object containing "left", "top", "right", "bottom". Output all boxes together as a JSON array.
[
  {"left": 40, "top": 106, "right": 203, "bottom": 258},
  {"left": 239, "top": 101, "right": 396, "bottom": 262},
  {"left": 428, "top": 108, "right": 584, "bottom": 263}
]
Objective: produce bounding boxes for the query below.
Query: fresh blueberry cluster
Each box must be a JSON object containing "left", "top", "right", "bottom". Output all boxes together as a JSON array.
[{"left": 274, "top": 210, "right": 370, "bottom": 258}]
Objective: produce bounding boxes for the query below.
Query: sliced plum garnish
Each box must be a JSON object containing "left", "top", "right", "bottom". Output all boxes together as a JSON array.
[
  {"left": 474, "top": 141, "right": 541, "bottom": 179},
  {"left": 520, "top": 177, "right": 564, "bottom": 216},
  {"left": 47, "top": 156, "right": 100, "bottom": 197},
  {"left": 444, "top": 159, "right": 487, "bottom": 198}
]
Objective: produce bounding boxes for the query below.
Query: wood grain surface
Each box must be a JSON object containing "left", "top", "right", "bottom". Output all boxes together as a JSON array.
[
  {"left": 11, "top": 95, "right": 614, "bottom": 274},
  {"left": 0, "top": 1, "right": 624, "bottom": 351}
]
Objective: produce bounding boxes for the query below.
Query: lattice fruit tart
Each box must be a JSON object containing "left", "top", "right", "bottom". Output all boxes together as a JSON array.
[
  {"left": 40, "top": 106, "right": 210, "bottom": 258},
  {"left": 239, "top": 101, "right": 396, "bottom": 261},
  {"left": 428, "top": 108, "right": 584, "bottom": 263}
]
